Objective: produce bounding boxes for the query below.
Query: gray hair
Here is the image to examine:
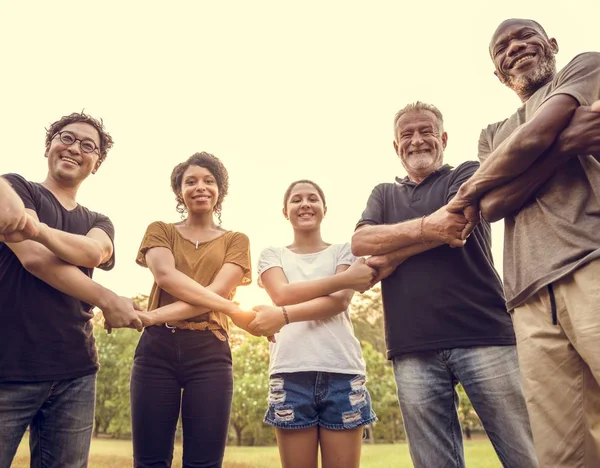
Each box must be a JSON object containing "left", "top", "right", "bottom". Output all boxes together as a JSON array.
[{"left": 393, "top": 101, "right": 444, "bottom": 139}]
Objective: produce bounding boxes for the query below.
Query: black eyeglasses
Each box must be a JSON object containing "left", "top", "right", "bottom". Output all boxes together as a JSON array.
[{"left": 53, "top": 131, "right": 99, "bottom": 154}]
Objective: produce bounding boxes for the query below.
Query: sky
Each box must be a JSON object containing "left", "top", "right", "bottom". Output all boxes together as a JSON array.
[{"left": 2, "top": 1, "right": 599, "bottom": 308}]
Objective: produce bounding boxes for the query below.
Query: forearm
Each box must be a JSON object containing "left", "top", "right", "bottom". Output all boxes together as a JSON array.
[
  {"left": 460, "top": 98, "right": 578, "bottom": 200},
  {"left": 32, "top": 223, "right": 106, "bottom": 268},
  {"left": 481, "top": 136, "right": 580, "bottom": 222},
  {"left": 7, "top": 241, "right": 117, "bottom": 308},
  {"left": 157, "top": 269, "right": 240, "bottom": 316},
  {"left": 285, "top": 292, "right": 352, "bottom": 322},
  {"left": 268, "top": 271, "right": 354, "bottom": 306},
  {"left": 351, "top": 219, "right": 421, "bottom": 256}
]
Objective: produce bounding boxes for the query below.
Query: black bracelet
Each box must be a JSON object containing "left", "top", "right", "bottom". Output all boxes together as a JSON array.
[{"left": 281, "top": 306, "right": 290, "bottom": 325}]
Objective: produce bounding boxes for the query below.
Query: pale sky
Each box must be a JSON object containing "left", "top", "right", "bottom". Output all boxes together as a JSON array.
[{"left": 2, "top": 1, "right": 598, "bottom": 308}]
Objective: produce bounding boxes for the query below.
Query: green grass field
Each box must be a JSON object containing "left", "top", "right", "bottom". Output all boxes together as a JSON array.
[{"left": 14, "top": 436, "right": 502, "bottom": 467}]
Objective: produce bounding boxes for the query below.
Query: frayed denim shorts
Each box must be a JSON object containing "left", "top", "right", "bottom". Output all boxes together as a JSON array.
[{"left": 264, "top": 371, "right": 377, "bottom": 430}]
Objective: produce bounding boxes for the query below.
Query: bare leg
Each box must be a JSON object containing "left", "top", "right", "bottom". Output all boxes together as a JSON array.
[
  {"left": 319, "top": 426, "right": 364, "bottom": 468},
  {"left": 275, "top": 427, "right": 319, "bottom": 468}
]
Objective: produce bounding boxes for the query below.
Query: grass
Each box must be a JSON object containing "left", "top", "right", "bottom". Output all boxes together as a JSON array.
[{"left": 14, "top": 436, "right": 502, "bottom": 467}]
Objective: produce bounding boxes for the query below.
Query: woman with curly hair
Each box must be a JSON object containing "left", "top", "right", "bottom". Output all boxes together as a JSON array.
[{"left": 130, "top": 152, "right": 255, "bottom": 468}]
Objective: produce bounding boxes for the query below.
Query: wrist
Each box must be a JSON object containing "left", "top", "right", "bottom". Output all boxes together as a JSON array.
[
  {"left": 32, "top": 222, "right": 50, "bottom": 244},
  {"left": 96, "top": 287, "right": 119, "bottom": 311},
  {"left": 281, "top": 305, "right": 291, "bottom": 325}
]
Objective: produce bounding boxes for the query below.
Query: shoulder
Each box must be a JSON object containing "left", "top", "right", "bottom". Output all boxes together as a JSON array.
[
  {"left": 451, "top": 161, "right": 480, "bottom": 177},
  {"left": 223, "top": 230, "right": 249, "bottom": 243},
  {"left": 2, "top": 173, "right": 40, "bottom": 194},
  {"left": 332, "top": 242, "right": 355, "bottom": 261},
  {"left": 565, "top": 52, "right": 600, "bottom": 69},
  {"left": 258, "top": 245, "right": 284, "bottom": 260}
]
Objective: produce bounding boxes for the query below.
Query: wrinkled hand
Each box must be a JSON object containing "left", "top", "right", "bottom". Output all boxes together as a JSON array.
[
  {"left": 249, "top": 305, "right": 287, "bottom": 336},
  {"left": 558, "top": 100, "right": 600, "bottom": 156},
  {"left": 345, "top": 257, "right": 377, "bottom": 292},
  {"left": 102, "top": 296, "right": 144, "bottom": 333},
  {"left": 0, "top": 214, "right": 41, "bottom": 243},
  {"left": 460, "top": 203, "right": 480, "bottom": 241},
  {"left": 366, "top": 255, "right": 398, "bottom": 284},
  {"left": 230, "top": 309, "right": 259, "bottom": 336},
  {"left": 423, "top": 205, "right": 468, "bottom": 247}
]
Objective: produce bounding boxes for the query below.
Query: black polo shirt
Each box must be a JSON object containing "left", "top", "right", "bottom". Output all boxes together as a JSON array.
[{"left": 357, "top": 162, "right": 515, "bottom": 359}]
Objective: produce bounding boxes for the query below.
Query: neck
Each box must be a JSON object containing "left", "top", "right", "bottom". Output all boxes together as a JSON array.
[
  {"left": 406, "top": 165, "right": 440, "bottom": 184},
  {"left": 184, "top": 212, "right": 217, "bottom": 230},
  {"left": 290, "top": 228, "right": 326, "bottom": 252},
  {"left": 42, "top": 174, "right": 79, "bottom": 209},
  {"left": 517, "top": 74, "right": 554, "bottom": 103}
]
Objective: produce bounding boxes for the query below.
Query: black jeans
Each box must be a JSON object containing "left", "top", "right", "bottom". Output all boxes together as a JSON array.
[{"left": 130, "top": 326, "right": 233, "bottom": 468}]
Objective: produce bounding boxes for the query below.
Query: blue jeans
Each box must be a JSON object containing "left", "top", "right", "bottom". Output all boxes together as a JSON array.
[
  {"left": 0, "top": 374, "right": 96, "bottom": 468},
  {"left": 392, "top": 346, "right": 537, "bottom": 468},
  {"left": 264, "top": 372, "right": 377, "bottom": 430}
]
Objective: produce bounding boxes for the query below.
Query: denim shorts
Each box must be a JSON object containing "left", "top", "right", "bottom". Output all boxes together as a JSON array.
[{"left": 264, "top": 371, "right": 377, "bottom": 430}]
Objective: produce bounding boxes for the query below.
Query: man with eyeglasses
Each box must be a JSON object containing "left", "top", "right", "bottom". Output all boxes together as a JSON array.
[{"left": 0, "top": 112, "right": 143, "bottom": 468}]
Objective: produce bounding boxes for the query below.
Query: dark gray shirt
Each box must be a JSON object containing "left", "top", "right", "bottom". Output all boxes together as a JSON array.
[{"left": 480, "top": 52, "right": 600, "bottom": 310}]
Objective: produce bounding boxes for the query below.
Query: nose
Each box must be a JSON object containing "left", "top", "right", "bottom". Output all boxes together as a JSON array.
[
  {"left": 506, "top": 39, "right": 526, "bottom": 57},
  {"left": 67, "top": 140, "right": 82, "bottom": 154},
  {"left": 300, "top": 198, "right": 311, "bottom": 208},
  {"left": 411, "top": 131, "right": 424, "bottom": 146}
]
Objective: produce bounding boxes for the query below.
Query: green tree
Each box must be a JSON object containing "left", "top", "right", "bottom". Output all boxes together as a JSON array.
[
  {"left": 93, "top": 294, "right": 147, "bottom": 438},
  {"left": 229, "top": 335, "right": 273, "bottom": 446},
  {"left": 350, "top": 287, "right": 386, "bottom": 356}
]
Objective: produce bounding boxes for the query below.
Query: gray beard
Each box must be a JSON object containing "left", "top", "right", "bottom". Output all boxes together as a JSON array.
[{"left": 504, "top": 52, "right": 556, "bottom": 97}]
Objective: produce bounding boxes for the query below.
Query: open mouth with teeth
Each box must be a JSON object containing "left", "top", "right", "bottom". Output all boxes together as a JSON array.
[
  {"left": 59, "top": 156, "right": 81, "bottom": 166},
  {"left": 298, "top": 213, "right": 314, "bottom": 219},
  {"left": 510, "top": 53, "right": 536, "bottom": 69},
  {"left": 192, "top": 195, "right": 211, "bottom": 201}
]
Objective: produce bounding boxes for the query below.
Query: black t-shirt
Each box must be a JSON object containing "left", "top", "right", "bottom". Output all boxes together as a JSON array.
[
  {"left": 0, "top": 173, "right": 115, "bottom": 381},
  {"left": 357, "top": 162, "right": 515, "bottom": 359}
]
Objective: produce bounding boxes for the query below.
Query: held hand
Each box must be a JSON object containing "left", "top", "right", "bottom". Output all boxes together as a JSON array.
[
  {"left": 137, "top": 311, "right": 156, "bottom": 328},
  {"left": 423, "top": 206, "right": 468, "bottom": 247},
  {"left": 0, "top": 214, "right": 41, "bottom": 243},
  {"left": 102, "top": 296, "right": 144, "bottom": 332},
  {"left": 249, "top": 305, "right": 287, "bottom": 336},
  {"left": 344, "top": 257, "right": 377, "bottom": 292},
  {"left": 460, "top": 203, "right": 480, "bottom": 240},
  {"left": 229, "top": 309, "right": 259, "bottom": 335},
  {"left": 367, "top": 255, "right": 398, "bottom": 284}
]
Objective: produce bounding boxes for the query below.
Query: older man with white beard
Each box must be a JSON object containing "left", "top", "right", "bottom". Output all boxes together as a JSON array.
[
  {"left": 447, "top": 18, "right": 600, "bottom": 467},
  {"left": 351, "top": 101, "right": 537, "bottom": 468}
]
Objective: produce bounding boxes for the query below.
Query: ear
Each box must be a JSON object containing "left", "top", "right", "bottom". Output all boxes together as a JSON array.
[
  {"left": 44, "top": 146, "right": 50, "bottom": 158},
  {"left": 91, "top": 158, "right": 103, "bottom": 175},
  {"left": 282, "top": 207, "right": 288, "bottom": 220},
  {"left": 441, "top": 132, "right": 448, "bottom": 149},
  {"left": 494, "top": 69, "right": 506, "bottom": 84},
  {"left": 549, "top": 37, "right": 559, "bottom": 54},
  {"left": 323, "top": 205, "right": 327, "bottom": 216},
  {"left": 393, "top": 140, "right": 400, "bottom": 156}
]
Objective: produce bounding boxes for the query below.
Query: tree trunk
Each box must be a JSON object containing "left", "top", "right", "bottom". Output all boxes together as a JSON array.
[{"left": 234, "top": 425, "right": 244, "bottom": 446}]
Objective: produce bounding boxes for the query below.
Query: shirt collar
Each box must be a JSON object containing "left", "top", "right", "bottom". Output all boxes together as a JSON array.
[{"left": 395, "top": 164, "right": 452, "bottom": 186}]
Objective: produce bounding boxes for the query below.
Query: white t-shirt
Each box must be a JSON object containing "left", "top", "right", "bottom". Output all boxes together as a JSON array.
[{"left": 257, "top": 243, "right": 367, "bottom": 376}]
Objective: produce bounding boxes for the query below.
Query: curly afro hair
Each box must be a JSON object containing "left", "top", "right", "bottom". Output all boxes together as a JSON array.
[
  {"left": 170, "top": 152, "right": 229, "bottom": 224},
  {"left": 45, "top": 111, "right": 113, "bottom": 162}
]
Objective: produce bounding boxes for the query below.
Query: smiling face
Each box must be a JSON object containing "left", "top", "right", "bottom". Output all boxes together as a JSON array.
[
  {"left": 490, "top": 19, "right": 558, "bottom": 100},
  {"left": 283, "top": 182, "right": 327, "bottom": 231},
  {"left": 180, "top": 165, "right": 219, "bottom": 215},
  {"left": 45, "top": 122, "right": 102, "bottom": 185},
  {"left": 393, "top": 110, "right": 447, "bottom": 181}
]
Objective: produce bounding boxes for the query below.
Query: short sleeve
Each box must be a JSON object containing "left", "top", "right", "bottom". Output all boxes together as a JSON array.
[
  {"left": 446, "top": 161, "right": 479, "bottom": 203},
  {"left": 356, "top": 184, "right": 385, "bottom": 229},
  {"left": 478, "top": 128, "right": 493, "bottom": 164},
  {"left": 544, "top": 52, "right": 600, "bottom": 107},
  {"left": 136, "top": 221, "right": 173, "bottom": 268},
  {"left": 224, "top": 232, "right": 252, "bottom": 286},
  {"left": 337, "top": 243, "right": 357, "bottom": 267},
  {"left": 257, "top": 246, "right": 283, "bottom": 287},
  {"left": 2, "top": 174, "right": 37, "bottom": 211},
  {"left": 94, "top": 213, "right": 116, "bottom": 271}
]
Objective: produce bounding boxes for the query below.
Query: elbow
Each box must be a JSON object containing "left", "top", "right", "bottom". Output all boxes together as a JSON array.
[
  {"left": 21, "top": 254, "right": 47, "bottom": 276},
  {"left": 269, "top": 292, "right": 287, "bottom": 307},
  {"left": 81, "top": 251, "right": 104, "bottom": 269},
  {"left": 351, "top": 232, "right": 370, "bottom": 257},
  {"left": 153, "top": 269, "right": 173, "bottom": 290},
  {"left": 480, "top": 197, "right": 504, "bottom": 223}
]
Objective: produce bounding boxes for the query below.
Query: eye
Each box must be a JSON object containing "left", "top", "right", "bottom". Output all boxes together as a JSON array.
[
  {"left": 60, "top": 132, "right": 75, "bottom": 144},
  {"left": 522, "top": 32, "right": 534, "bottom": 39},
  {"left": 185, "top": 179, "right": 195, "bottom": 185},
  {"left": 81, "top": 140, "right": 96, "bottom": 153},
  {"left": 205, "top": 179, "right": 215, "bottom": 184}
]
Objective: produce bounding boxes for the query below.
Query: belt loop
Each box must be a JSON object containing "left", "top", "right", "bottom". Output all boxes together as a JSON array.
[{"left": 548, "top": 284, "right": 557, "bottom": 326}]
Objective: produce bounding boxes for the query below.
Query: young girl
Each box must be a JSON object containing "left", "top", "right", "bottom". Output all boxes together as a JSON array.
[
  {"left": 131, "top": 152, "right": 255, "bottom": 468},
  {"left": 249, "top": 179, "right": 377, "bottom": 468}
]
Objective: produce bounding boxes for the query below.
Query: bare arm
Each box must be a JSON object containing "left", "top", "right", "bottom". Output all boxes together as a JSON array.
[
  {"left": 249, "top": 265, "right": 356, "bottom": 336},
  {"left": 140, "top": 263, "right": 248, "bottom": 324},
  {"left": 6, "top": 240, "right": 142, "bottom": 329},
  {"left": 259, "top": 257, "right": 374, "bottom": 307},
  {"left": 451, "top": 94, "right": 579, "bottom": 206},
  {"left": 0, "top": 177, "right": 28, "bottom": 236},
  {"left": 32, "top": 223, "right": 113, "bottom": 268},
  {"left": 481, "top": 101, "right": 600, "bottom": 221},
  {"left": 145, "top": 246, "right": 245, "bottom": 317}
]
